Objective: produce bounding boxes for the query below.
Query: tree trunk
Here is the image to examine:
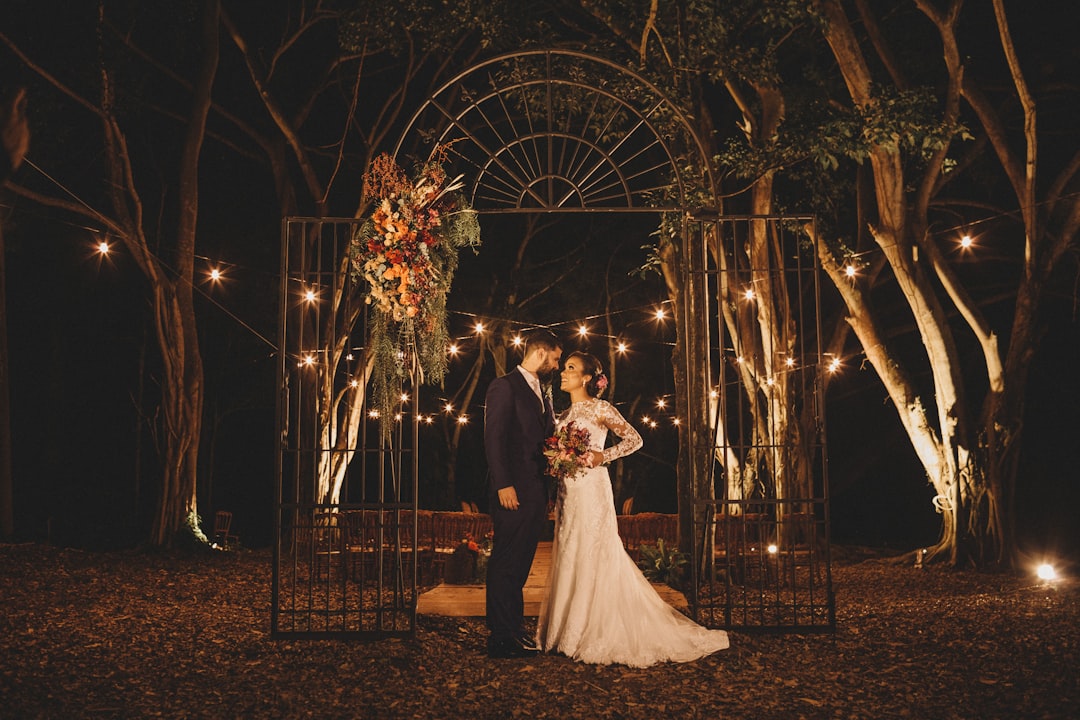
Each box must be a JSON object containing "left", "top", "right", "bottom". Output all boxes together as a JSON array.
[{"left": 149, "top": 0, "right": 219, "bottom": 546}]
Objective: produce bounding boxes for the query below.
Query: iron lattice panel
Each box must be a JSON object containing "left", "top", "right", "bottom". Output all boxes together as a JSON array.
[
  {"left": 273, "top": 218, "right": 419, "bottom": 638},
  {"left": 682, "top": 216, "right": 835, "bottom": 632}
]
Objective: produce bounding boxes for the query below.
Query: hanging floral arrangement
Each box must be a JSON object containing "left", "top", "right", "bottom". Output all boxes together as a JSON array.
[{"left": 349, "top": 150, "right": 480, "bottom": 435}]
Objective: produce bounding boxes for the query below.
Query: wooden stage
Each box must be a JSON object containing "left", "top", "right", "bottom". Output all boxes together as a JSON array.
[{"left": 416, "top": 541, "right": 688, "bottom": 617}]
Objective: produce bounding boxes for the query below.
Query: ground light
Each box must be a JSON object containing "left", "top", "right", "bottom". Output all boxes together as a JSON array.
[{"left": 1036, "top": 563, "right": 1057, "bottom": 582}]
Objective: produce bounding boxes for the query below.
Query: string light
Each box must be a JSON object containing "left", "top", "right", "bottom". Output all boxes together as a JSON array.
[
  {"left": 656, "top": 398, "right": 667, "bottom": 410},
  {"left": 303, "top": 288, "right": 317, "bottom": 303},
  {"left": 349, "top": 379, "right": 359, "bottom": 388},
  {"left": 577, "top": 324, "right": 588, "bottom": 337},
  {"left": 368, "top": 409, "right": 380, "bottom": 419},
  {"left": 448, "top": 344, "right": 459, "bottom": 356},
  {"left": 444, "top": 402, "right": 454, "bottom": 413},
  {"left": 97, "top": 240, "right": 111, "bottom": 255},
  {"left": 845, "top": 264, "right": 857, "bottom": 277},
  {"left": 827, "top": 357, "right": 842, "bottom": 374},
  {"left": 400, "top": 393, "right": 409, "bottom": 403},
  {"left": 208, "top": 266, "right": 223, "bottom": 282},
  {"left": 785, "top": 357, "right": 795, "bottom": 368},
  {"left": 616, "top": 341, "right": 628, "bottom": 354},
  {"left": 457, "top": 415, "right": 469, "bottom": 425},
  {"left": 302, "top": 354, "right": 316, "bottom": 367},
  {"left": 473, "top": 321, "right": 484, "bottom": 334},
  {"left": 743, "top": 288, "right": 755, "bottom": 301},
  {"left": 512, "top": 335, "right": 524, "bottom": 347},
  {"left": 960, "top": 234, "right": 973, "bottom": 249},
  {"left": 654, "top": 308, "right": 667, "bottom": 321}
]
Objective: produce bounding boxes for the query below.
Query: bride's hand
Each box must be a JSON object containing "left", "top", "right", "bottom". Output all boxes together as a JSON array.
[{"left": 587, "top": 451, "right": 604, "bottom": 468}]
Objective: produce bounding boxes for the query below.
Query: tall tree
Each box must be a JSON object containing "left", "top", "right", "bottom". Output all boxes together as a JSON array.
[
  {"left": 1, "top": 0, "right": 221, "bottom": 545},
  {"left": 811, "top": 0, "right": 1079, "bottom": 566}
]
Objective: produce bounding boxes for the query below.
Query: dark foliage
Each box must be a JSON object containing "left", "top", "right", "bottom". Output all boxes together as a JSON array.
[{"left": 0, "top": 543, "right": 1075, "bottom": 719}]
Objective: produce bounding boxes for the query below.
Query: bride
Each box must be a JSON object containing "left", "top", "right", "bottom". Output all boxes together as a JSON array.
[{"left": 536, "top": 351, "right": 729, "bottom": 667}]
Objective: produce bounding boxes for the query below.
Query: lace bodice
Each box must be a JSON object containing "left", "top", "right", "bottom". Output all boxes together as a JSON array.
[{"left": 557, "top": 398, "right": 642, "bottom": 465}]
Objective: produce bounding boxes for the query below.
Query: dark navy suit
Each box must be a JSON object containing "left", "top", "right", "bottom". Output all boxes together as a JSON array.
[{"left": 484, "top": 368, "right": 554, "bottom": 642}]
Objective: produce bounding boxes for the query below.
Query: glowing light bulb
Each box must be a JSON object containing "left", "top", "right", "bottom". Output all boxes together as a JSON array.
[
  {"left": 744, "top": 288, "right": 755, "bottom": 301},
  {"left": 785, "top": 357, "right": 795, "bottom": 368},
  {"left": 304, "top": 288, "right": 316, "bottom": 303},
  {"left": 578, "top": 324, "right": 588, "bottom": 337},
  {"left": 1037, "top": 563, "right": 1057, "bottom": 581},
  {"left": 424, "top": 416, "right": 434, "bottom": 424},
  {"left": 448, "top": 344, "right": 459, "bottom": 356},
  {"left": 960, "top": 234, "right": 973, "bottom": 249},
  {"left": 350, "top": 379, "right": 359, "bottom": 388},
  {"left": 400, "top": 393, "right": 409, "bottom": 403},
  {"left": 97, "top": 241, "right": 110, "bottom": 254},
  {"left": 654, "top": 308, "right": 667, "bottom": 321},
  {"left": 616, "top": 342, "right": 628, "bottom": 354},
  {"left": 474, "top": 321, "right": 485, "bottom": 334},
  {"left": 209, "top": 267, "right": 222, "bottom": 282},
  {"left": 512, "top": 335, "right": 523, "bottom": 347},
  {"left": 828, "top": 357, "right": 842, "bottom": 373},
  {"left": 672, "top": 418, "right": 681, "bottom": 426},
  {"left": 767, "top": 544, "right": 778, "bottom": 554},
  {"left": 845, "top": 264, "right": 856, "bottom": 277},
  {"left": 368, "top": 409, "right": 380, "bottom": 419},
  {"left": 656, "top": 398, "right": 667, "bottom": 410},
  {"left": 457, "top": 415, "right": 469, "bottom": 425},
  {"left": 302, "top": 354, "right": 315, "bottom": 367},
  {"left": 444, "top": 402, "right": 454, "bottom": 413}
]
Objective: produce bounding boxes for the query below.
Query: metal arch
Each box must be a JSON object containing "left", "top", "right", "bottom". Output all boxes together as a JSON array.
[{"left": 392, "top": 49, "right": 716, "bottom": 213}]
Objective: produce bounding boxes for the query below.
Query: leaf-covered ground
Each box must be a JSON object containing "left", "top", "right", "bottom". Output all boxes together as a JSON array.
[{"left": 1, "top": 543, "right": 1076, "bottom": 719}]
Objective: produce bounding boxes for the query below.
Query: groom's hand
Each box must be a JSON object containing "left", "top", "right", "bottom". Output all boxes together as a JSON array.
[{"left": 498, "top": 486, "right": 520, "bottom": 511}]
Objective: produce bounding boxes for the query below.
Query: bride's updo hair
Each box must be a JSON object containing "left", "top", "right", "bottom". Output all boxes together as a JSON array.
[{"left": 569, "top": 351, "right": 608, "bottom": 398}]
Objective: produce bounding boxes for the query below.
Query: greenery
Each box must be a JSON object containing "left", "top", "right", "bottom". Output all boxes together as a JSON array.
[
  {"left": 348, "top": 152, "right": 480, "bottom": 436},
  {"left": 637, "top": 539, "right": 688, "bottom": 590}
]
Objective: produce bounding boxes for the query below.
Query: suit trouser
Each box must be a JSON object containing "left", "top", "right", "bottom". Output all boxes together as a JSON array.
[{"left": 486, "top": 478, "right": 547, "bottom": 639}]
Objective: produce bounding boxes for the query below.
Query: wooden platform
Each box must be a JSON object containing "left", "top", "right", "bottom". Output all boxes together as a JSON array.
[{"left": 416, "top": 541, "right": 687, "bottom": 617}]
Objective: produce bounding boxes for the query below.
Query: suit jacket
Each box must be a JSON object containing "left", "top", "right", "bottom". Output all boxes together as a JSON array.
[{"left": 484, "top": 368, "right": 555, "bottom": 493}]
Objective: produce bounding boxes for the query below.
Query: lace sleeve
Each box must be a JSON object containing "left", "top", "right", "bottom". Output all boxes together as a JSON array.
[{"left": 597, "top": 400, "right": 643, "bottom": 464}]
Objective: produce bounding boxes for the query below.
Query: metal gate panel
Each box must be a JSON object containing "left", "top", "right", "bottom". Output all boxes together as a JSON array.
[
  {"left": 273, "top": 218, "right": 419, "bottom": 638},
  {"left": 682, "top": 215, "right": 835, "bottom": 632}
]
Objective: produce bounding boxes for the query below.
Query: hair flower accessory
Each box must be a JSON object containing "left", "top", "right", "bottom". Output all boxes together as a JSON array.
[{"left": 595, "top": 374, "right": 608, "bottom": 391}]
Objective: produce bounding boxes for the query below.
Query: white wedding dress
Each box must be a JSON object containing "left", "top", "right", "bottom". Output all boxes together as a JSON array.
[{"left": 537, "top": 398, "right": 729, "bottom": 667}]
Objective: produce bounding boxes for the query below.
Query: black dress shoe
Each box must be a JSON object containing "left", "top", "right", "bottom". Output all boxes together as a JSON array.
[
  {"left": 487, "top": 636, "right": 540, "bottom": 659},
  {"left": 517, "top": 634, "right": 539, "bottom": 651}
]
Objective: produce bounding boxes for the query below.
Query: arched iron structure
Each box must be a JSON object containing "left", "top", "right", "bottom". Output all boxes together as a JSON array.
[
  {"left": 393, "top": 49, "right": 715, "bottom": 213},
  {"left": 274, "top": 49, "right": 833, "bottom": 638}
]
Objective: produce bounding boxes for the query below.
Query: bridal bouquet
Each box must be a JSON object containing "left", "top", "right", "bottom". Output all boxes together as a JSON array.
[{"left": 544, "top": 421, "right": 592, "bottom": 481}]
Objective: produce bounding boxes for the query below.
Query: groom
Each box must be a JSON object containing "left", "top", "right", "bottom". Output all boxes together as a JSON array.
[{"left": 483, "top": 329, "right": 562, "bottom": 658}]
